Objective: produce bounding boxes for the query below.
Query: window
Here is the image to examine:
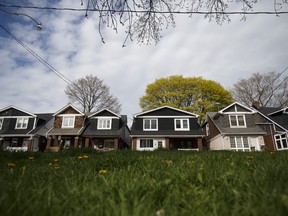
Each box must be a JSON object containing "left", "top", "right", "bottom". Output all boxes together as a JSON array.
[
  {"left": 230, "top": 137, "right": 250, "bottom": 151},
  {"left": 15, "top": 117, "right": 29, "bottom": 129},
  {"left": 143, "top": 119, "right": 158, "bottom": 130},
  {"left": 62, "top": 116, "right": 75, "bottom": 128},
  {"left": 275, "top": 134, "right": 288, "bottom": 150},
  {"left": 229, "top": 115, "right": 246, "bottom": 127},
  {"left": 104, "top": 140, "right": 115, "bottom": 149},
  {"left": 175, "top": 119, "right": 189, "bottom": 131},
  {"left": 0, "top": 118, "right": 3, "bottom": 129},
  {"left": 206, "top": 124, "right": 210, "bottom": 136},
  {"left": 97, "top": 118, "right": 112, "bottom": 129},
  {"left": 140, "top": 139, "right": 153, "bottom": 148}
]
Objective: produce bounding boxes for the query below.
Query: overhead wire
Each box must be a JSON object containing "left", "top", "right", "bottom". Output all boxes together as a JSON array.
[
  {"left": 0, "top": 24, "right": 73, "bottom": 86},
  {"left": 1, "top": 3, "right": 288, "bottom": 15}
]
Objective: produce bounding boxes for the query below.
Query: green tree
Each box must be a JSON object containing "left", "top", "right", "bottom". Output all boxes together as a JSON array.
[{"left": 140, "top": 75, "right": 233, "bottom": 122}]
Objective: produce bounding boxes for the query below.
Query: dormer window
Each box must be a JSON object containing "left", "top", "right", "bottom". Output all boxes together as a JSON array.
[
  {"left": 62, "top": 116, "right": 75, "bottom": 128},
  {"left": 98, "top": 118, "right": 112, "bottom": 129},
  {"left": 175, "top": 119, "right": 189, "bottom": 131},
  {"left": 143, "top": 119, "right": 158, "bottom": 130},
  {"left": 229, "top": 115, "right": 246, "bottom": 127},
  {"left": 15, "top": 117, "right": 29, "bottom": 129}
]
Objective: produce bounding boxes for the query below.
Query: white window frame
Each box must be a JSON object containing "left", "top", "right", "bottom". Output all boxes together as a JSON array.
[
  {"left": 97, "top": 118, "right": 112, "bottom": 130},
  {"left": 275, "top": 134, "right": 288, "bottom": 150},
  {"left": 229, "top": 115, "right": 246, "bottom": 128},
  {"left": 206, "top": 123, "right": 210, "bottom": 136},
  {"left": 143, "top": 119, "right": 158, "bottom": 131},
  {"left": 140, "top": 139, "right": 154, "bottom": 148},
  {"left": 174, "top": 119, "right": 190, "bottom": 131},
  {"left": 15, "top": 117, "right": 29, "bottom": 129},
  {"left": 61, "top": 116, "right": 75, "bottom": 128},
  {"left": 0, "top": 118, "right": 3, "bottom": 130},
  {"left": 230, "top": 136, "right": 250, "bottom": 151}
]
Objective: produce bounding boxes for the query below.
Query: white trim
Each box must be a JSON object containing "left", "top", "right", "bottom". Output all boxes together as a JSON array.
[
  {"left": 133, "top": 105, "right": 199, "bottom": 118},
  {"left": 61, "top": 115, "right": 75, "bottom": 128},
  {"left": 15, "top": 117, "right": 29, "bottom": 129},
  {"left": 143, "top": 119, "right": 158, "bottom": 131},
  {"left": 53, "top": 104, "right": 85, "bottom": 116},
  {"left": 0, "top": 117, "right": 3, "bottom": 130},
  {"left": 137, "top": 115, "right": 197, "bottom": 119},
  {"left": 92, "top": 116, "right": 119, "bottom": 119},
  {"left": 57, "top": 114, "right": 83, "bottom": 117},
  {"left": 89, "top": 108, "right": 121, "bottom": 118},
  {"left": 229, "top": 114, "right": 247, "bottom": 128},
  {"left": 97, "top": 118, "right": 112, "bottom": 130},
  {"left": 174, "top": 119, "right": 190, "bottom": 131},
  {"left": 219, "top": 102, "right": 256, "bottom": 114},
  {"left": 0, "top": 105, "right": 37, "bottom": 117},
  {"left": 268, "top": 107, "right": 288, "bottom": 116}
]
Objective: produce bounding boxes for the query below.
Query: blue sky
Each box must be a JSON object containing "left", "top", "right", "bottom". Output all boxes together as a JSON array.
[{"left": 1, "top": 1, "right": 288, "bottom": 124}]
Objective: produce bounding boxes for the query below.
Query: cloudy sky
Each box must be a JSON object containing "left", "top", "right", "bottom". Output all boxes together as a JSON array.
[{"left": 0, "top": 1, "right": 288, "bottom": 124}]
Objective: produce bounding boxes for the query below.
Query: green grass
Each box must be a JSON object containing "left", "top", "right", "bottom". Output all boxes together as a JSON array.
[{"left": 0, "top": 149, "right": 288, "bottom": 216}]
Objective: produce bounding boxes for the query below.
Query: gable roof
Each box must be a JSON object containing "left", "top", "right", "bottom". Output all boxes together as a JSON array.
[
  {"left": 268, "top": 107, "right": 288, "bottom": 116},
  {"left": 53, "top": 104, "right": 85, "bottom": 116},
  {"left": 88, "top": 108, "right": 121, "bottom": 119},
  {"left": 219, "top": 102, "right": 256, "bottom": 114},
  {"left": 134, "top": 106, "right": 199, "bottom": 118},
  {"left": 0, "top": 105, "right": 36, "bottom": 117}
]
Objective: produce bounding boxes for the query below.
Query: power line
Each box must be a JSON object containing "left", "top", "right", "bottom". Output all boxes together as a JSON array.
[
  {"left": 1, "top": 4, "right": 288, "bottom": 15},
  {"left": 0, "top": 24, "right": 73, "bottom": 86}
]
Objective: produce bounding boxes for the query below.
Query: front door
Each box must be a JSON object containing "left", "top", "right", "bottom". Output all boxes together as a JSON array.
[{"left": 156, "top": 139, "right": 165, "bottom": 149}]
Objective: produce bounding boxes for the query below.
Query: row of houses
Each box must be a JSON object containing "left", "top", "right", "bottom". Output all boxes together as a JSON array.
[{"left": 0, "top": 102, "right": 287, "bottom": 152}]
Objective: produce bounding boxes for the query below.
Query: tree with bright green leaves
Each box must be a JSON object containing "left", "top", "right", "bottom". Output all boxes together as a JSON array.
[{"left": 140, "top": 75, "right": 233, "bottom": 122}]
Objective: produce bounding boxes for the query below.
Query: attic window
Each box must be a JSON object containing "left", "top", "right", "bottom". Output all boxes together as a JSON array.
[
  {"left": 62, "top": 116, "right": 75, "bottom": 128},
  {"left": 98, "top": 118, "right": 112, "bottom": 129},
  {"left": 229, "top": 115, "right": 246, "bottom": 128},
  {"left": 15, "top": 117, "right": 29, "bottom": 129}
]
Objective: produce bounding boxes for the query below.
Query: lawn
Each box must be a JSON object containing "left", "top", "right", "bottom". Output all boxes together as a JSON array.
[{"left": 0, "top": 149, "right": 288, "bottom": 216}]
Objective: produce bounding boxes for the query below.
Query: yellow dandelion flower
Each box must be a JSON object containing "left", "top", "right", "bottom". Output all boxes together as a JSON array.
[
  {"left": 78, "top": 156, "right": 83, "bottom": 160},
  {"left": 28, "top": 156, "right": 34, "bottom": 160},
  {"left": 48, "top": 162, "right": 53, "bottom": 166},
  {"left": 99, "top": 169, "right": 108, "bottom": 175},
  {"left": 246, "top": 155, "right": 254, "bottom": 160},
  {"left": 7, "top": 162, "right": 16, "bottom": 169},
  {"left": 53, "top": 159, "right": 59, "bottom": 162},
  {"left": 83, "top": 155, "right": 89, "bottom": 159},
  {"left": 53, "top": 166, "right": 60, "bottom": 170}
]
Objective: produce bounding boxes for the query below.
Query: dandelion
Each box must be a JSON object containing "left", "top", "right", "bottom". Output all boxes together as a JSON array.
[
  {"left": 78, "top": 156, "right": 83, "bottom": 160},
  {"left": 53, "top": 165, "right": 60, "bottom": 170},
  {"left": 99, "top": 169, "right": 108, "bottom": 175},
  {"left": 53, "top": 159, "right": 59, "bottom": 162},
  {"left": 246, "top": 155, "right": 254, "bottom": 160},
  {"left": 48, "top": 163, "right": 53, "bottom": 166},
  {"left": 7, "top": 162, "right": 16, "bottom": 169},
  {"left": 83, "top": 155, "right": 89, "bottom": 159},
  {"left": 28, "top": 156, "right": 34, "bottom": 160}
]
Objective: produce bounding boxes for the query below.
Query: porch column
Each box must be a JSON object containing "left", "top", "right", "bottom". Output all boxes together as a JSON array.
[
  {"left": 74, "top": 137, "right": 79, "bottom": 148},
  {"left": 165, "top": 138, "right": 170, "bottom": 149},
  {"left": 114, "top": 138, "right": 119, "bottom": 149},
  {"left": 85, "top": 138, "right": 90, "bottom": 148},
  {"left": 0, "top": 138, "right": 3, "bottom": 150},
  {"left": 197, "top": 138, "right": 203, "bottom": 151},
  {"left": 46, "top": 137, "right": 52, "bottom": 149},
  {"left": 28, "top": 138, "right": 33, "bottom": 151},
  {"left": 132, "top": 138, "right": 137, "bottom": 150}
]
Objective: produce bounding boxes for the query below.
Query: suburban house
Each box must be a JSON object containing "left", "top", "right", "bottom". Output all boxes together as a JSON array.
[
  {"left": 130, "top": 106, "right": 204, "bottom": 151},
  {"left": 202, "top": 102, "right": 287, "bottom": 151},
  {"left": 82, "top": 109, "right": 130, "bottom": 150},
  {"left": 46, "top": 104, "right": 86, "bottom": 151},
  {"left": 256, "top": 106, "right": 288, "bottom": 150},
  {"left": 0, "top": 106, "right": 53, "bottom": 151}
]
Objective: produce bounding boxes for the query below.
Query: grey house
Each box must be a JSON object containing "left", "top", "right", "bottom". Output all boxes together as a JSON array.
[
  {"left": 203, "top": 102, "right": 287, "bottom": 151},
  {"left": 0, "top": 106, "right": 53, "bottom": 151},
  {"left": 130, "top": 106, "right": 203, "bottom": 151},
  {"left": 82, "top": 109, "right": 130, "bottom": 150}
]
